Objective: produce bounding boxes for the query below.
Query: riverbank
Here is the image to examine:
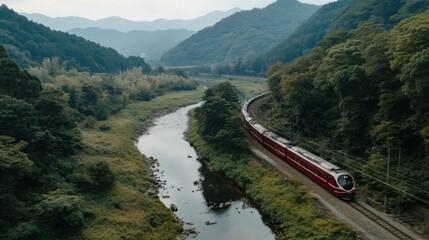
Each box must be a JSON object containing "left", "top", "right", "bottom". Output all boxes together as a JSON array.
[
  {"left": 186, "top": 110, "right": 357, "bottom": 239},
  {"left": 136, "top": 102, "right": 275, "bottom": 240},
  {"left": 75, "top": 90, "right": 203, "bottom": 239}
]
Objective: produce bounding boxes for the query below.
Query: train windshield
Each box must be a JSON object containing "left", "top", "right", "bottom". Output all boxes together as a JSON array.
[{"left": 337, "top": 174, "right": 354, "bottom": 190}]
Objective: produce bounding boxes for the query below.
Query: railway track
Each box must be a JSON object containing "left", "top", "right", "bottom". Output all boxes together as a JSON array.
[{"left": 349, "top": 201, "right": 414, "bottom": 240}]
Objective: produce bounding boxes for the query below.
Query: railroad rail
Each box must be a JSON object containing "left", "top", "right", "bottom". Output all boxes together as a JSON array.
[{"left": 349, "top": 201, "right": 415, "bottom": 240}]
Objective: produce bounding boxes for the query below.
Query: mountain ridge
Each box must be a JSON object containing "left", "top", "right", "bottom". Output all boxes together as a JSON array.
[
  {"left": 22, "top": 8, "right": 242, "bottom": 32},
  {"left": 0, "top": 5, "right": 151, "bottom": 73}
]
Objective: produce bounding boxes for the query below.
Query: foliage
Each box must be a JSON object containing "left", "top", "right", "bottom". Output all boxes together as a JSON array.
[
  {"left": 29, "top": 60, "right": 197, "bottom": 120},
  {"left": 0, "top": 45, "right": 200, "bottom": 239},
  {"left": 0, "top": 5, "right": 151, "bottom": 73},
  {"left": 86, "top": 161, "right": 115, "bottom": 190},
  {"left": 161, "top": 0, "right": 319, "bottom": 66},
  {"left": 194, "top": 82, "right": 247, "bottom": 152},
  {"left": 35, "top": 190, "right": 85, "bottom": 231},
  {"left": 0, "top": 45, "right": 42, "bottom": 99},
  {"left": 264, "top": 10, "right": 429, "bottom": 208}
]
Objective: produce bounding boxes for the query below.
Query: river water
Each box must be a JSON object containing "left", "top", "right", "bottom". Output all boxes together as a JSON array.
[{"left": 136, "top": 103, "right": 275, "bottom": 240}]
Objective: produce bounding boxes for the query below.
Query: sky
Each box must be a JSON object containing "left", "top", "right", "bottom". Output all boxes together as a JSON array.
[{"left": 3, "top": 0, "right": 336, "bottom": 21}]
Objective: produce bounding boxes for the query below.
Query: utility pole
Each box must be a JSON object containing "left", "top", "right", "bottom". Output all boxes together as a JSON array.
[
  {"left": 385, "top": 147, "right": 391, "bottom": 213},
  {"left": 398, "top": 147, "right": 401, "bottom": 169}
]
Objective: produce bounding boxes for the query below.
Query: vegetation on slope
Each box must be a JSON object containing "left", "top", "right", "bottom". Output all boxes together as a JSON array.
[
  {"left": 263, "top": 10, "right": 429, "bottom": 218},
  {"left": 197, "top": 0, "right": 429, "bottom": 77},
  {"left": 188, "top": 82, "right": 356, "bottom": 239},
  {"left": 161, "top": 0, "right": 319, "bottom": 66}
]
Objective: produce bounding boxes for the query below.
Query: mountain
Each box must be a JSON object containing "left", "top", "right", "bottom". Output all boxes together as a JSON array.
[
  {"left": 161, "top": 0, "right": 319, "bottom": 66},
  {"left": 21, "top": 8, "right": 242, "bottom": 32},
  {"left": 0, "top": 5, "right": 150, "bottom": 73},
  {"left": 244, "top": 0, "right": 429, "bottom": 74},
  {"left": 68, "top": 28, "right": 195, "bottom": 63},
  {"left": 248, "top": 0, "right": 353, "bottom": 73}
]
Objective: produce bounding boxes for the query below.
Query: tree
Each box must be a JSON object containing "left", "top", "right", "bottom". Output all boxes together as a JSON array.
[
  {"left": 32, "top": 88, "right": 81, "bottom": 157},
  {"left": 195, "top": 82, "right": 246, "bottom": 152},
  {"left": 0, "top": 96, "right": 39, "bottom": 141},
  {"left": 0, "top": 45, "right": 42, "bottom": 100}
]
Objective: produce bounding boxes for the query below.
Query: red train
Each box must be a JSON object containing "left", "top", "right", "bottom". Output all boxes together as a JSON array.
[{"left": 243, "top": 94, "right": 356, "bottom": 200}]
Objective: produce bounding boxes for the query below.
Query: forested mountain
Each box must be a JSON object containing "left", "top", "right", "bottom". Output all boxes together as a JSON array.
[
  {"left": 210, "top": 0, "right": 429, "bottom": 76},
  {"left": 253, "top": 0, "right": 429, "bottom": 74},
  {"left": 264, "top": 8, "right": 429, "bottom": 208},
  {"left": 248, "top": 0, "right": 352, "bottom": 74},
  {"left": 68, "top": 28, "right": 195, "bottom": 63},
  {"left": 161, "top": 0, "right": 319, "bottom": 66},
  {"left": 22, "top": 8, "right": 241, "bottom": 32},
  {"left": 0, "top": 5, "right": 150, "bottom": 73}
]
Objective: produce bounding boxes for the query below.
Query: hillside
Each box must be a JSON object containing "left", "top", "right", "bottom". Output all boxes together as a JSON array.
[
  {"left": 0, "top": 5, "right": 150, "bottom": 73},
  {"left": 68, "top": 28, "right": 195, "bottom": 63},
  {"left": 161, "top": 0, "right": 319, "bottom": 66},
  {"left": 247, "top": 0, "right": 429, "bottom": 74},
  {"left": 264, "top": 6, "right": 429, "bottom": 210},
  {"left": 22, "top": 8, "right": 241, "bottom": 32}
]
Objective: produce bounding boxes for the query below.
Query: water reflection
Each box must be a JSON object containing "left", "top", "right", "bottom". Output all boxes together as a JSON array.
[{"left": 136, "top": 103, "right": 274, "bottom": 240}]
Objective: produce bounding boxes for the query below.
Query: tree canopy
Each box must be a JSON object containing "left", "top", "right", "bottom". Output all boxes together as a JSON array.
[
  {"left": 263, "top": 10, "right": 429, "bottom": 208},
  {"left": 195, "top": 82, "right": 247, "bottom": 152}
]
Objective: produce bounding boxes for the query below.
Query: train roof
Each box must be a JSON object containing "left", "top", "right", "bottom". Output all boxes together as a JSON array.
[
  {"left": 265, "top": 131, "right": 292, "bottom": 146},
  {"left": 251, "top": 123, "right": 268, "bottom": 133},
  {"left": 289, "top": 146, "right": 344, "bottom": 173}
]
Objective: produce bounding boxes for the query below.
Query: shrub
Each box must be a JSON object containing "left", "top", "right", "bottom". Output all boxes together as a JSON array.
[
  {"left": 87, "top": 161, "right": 115, "bottom": 191},
  {"left": 98, "top": 124, "right": 111, "bottom": 132}
]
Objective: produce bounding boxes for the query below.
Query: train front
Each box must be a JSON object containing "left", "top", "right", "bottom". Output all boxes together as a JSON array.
[{"left": 336, "top": 173, "right": 356, "bottom": 200}]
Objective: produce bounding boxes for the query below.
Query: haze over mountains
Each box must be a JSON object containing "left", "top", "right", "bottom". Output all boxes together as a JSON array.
[
  {"left": 68, "top": 28, "right": 195, "bottom": 63},
  {"left": 21, "top": 8, "right": 241, "bottom": 63},
  {"left": 21, "top": 8, "right": 242, "bottom": 32}
]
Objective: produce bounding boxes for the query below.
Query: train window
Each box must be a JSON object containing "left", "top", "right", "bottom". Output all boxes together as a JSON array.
[{"left": 338, "top": 175, "right": 354, "bottom": 190}]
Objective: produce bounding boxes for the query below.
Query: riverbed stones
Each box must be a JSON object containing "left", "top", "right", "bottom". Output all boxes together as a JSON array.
[{"left": 170, "top": 203, "right": 178, "bottom": 211}]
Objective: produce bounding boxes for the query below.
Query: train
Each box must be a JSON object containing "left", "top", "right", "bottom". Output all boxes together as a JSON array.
[{"left": 242, "top": 93, "right": 356, "bottom": 200}]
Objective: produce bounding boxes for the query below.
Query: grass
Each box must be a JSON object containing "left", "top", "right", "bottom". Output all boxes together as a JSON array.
[
  {"left": 75, "top": 89, "right": 203, "bottom": 240},
  {"left": 191, "top": 75, "right": 268, "bottom": 99}
]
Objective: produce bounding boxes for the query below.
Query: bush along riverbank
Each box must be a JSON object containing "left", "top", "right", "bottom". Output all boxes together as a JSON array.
[{"left": 187, "top": 82, "right": 356, "bottom": 239}]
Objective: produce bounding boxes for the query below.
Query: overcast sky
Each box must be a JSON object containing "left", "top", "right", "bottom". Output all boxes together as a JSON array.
[{"left": 3, "top": 0, "right": 336, "bottom": 21}]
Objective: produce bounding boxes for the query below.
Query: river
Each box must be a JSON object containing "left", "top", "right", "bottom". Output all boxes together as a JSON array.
[{"left": 136, "top": 103, "right": 275, "bottom": 240}]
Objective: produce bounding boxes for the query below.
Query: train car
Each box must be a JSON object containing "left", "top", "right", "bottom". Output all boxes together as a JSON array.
[
  {"left": 242, "top": 94, "right": 356, "bottom": 200},
  {"left": 287, "top": 146, "right": 356, "bottom": 199}
]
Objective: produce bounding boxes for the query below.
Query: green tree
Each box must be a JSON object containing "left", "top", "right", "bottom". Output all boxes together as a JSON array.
[
  {"left": 195, "top": 82, "right": 246, "bottom": 152},
  {"left": 32, "top": 88, "right": 81, "bottom": 157},
  {"left": 0, "top": 45, "right": 42, "bottom": 100}
]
